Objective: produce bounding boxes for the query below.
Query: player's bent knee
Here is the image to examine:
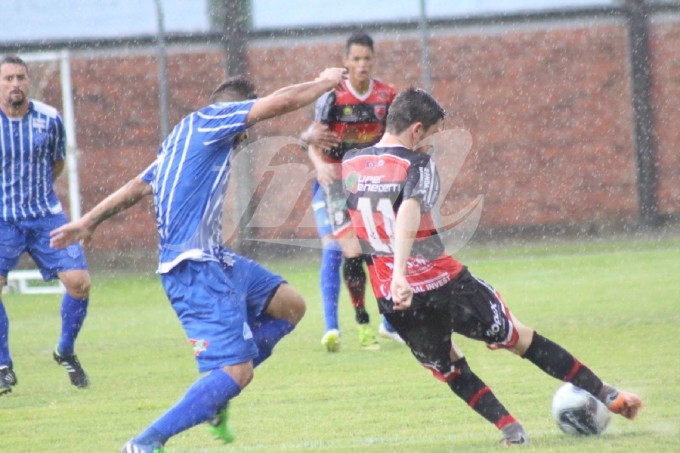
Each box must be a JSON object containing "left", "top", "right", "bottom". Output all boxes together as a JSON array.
[
  {"left": 59, "top": 270, "right": 91, "bottom": 300},
  {"left": 267, "top": 284, "right": 306, "bottom": 325},
  {"left": 221, "top": 362, "right": 254, "bottom": 389},
  {"left": 508, "top": 322, "right": 534, "bottom": 356}
]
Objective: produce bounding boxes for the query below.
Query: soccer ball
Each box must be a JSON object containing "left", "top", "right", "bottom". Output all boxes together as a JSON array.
[{"left": 551, "top": 383, "right": 612, "bottom": 435}]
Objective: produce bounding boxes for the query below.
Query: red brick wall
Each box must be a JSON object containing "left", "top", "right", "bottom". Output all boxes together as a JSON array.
[
  {"left": 36, "top": 16, "right": 680, "bottom": 255},
  {"left": 650, "top": 20, "right": 680, "bottom": 217}
]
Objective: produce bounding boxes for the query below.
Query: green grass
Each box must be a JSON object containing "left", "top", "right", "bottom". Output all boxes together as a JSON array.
[{"left": 1, "top": 236, "right": 679, "bottom": 452}]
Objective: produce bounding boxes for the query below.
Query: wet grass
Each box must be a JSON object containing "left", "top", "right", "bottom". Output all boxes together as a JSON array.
[{"left": 0, "top": 235, "right": 678, "bottom": 452}]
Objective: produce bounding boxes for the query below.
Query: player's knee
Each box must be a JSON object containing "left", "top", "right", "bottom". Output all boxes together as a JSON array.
[
  {"left": 508, "top": 321, "right": 534, "bottom": 356},
  {"left": 343, "top": 255, "right": 364, "bottom": 273},
  {"left": 268, "top": 284, "right": 306, "bottom": 325},
  {"left": 285, "top": 290, "right": 306, "bottom": 325},
  {"left": 221, "top": 362, "right": 254, "bottom": 389},
  {"left": 60, "top": 271, "right": 91, "bottom": 300}
]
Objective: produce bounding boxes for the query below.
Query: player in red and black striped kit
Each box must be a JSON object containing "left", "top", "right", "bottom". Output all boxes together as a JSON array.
[
  {"left": 302, "top": 32, "right": 400, "bottom": 351},
  {"left": 342, "top": 87, "right": 642, "bottom": 445}
]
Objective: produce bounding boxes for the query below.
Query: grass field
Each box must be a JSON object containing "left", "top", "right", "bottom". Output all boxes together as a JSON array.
[{"left": 0, "top": 235, "right": 679, "bottom": 452}]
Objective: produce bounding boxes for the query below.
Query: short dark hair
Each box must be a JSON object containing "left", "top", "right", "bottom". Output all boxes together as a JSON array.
[
  {"left": 345, "top": 32, "right": 374, "bottom": 55},
  {"left": 386, "top": 88, "right": 446, "bottom": 134},
  {"left": 0, "top": 55, "right": 28, "bottom": 74},
  {"left": 209, "top": 75, "right": 257, "bottom": 103}
]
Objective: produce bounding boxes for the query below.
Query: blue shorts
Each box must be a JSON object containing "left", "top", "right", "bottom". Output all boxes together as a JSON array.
[
  {"left": 161, "top": 254, "right": 285, "bottom": 373},
  {"left": 0, "top": 213, "right": 88, "bottom": 280}
]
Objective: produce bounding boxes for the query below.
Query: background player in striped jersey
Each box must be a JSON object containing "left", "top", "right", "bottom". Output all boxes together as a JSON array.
[
  {"left": 0, "top": 55, "right": 90, "bottom": 395},
  {"left": 51, "top": 67, "right": 347, "bottom": 452},
  {"left": 342, "top": 87, "right": 643, "bottom": 445},
  {"left": 301, "top": 32, "right": 402, "bottom": 351}
]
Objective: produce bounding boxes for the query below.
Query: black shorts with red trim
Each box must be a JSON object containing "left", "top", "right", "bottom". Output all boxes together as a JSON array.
[{"left": 383, "top": 268, "right": 519, "bottom": 378}]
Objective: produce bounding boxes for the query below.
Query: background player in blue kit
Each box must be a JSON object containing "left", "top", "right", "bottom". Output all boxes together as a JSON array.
[
  {"left": 301, "top": 32, "right": 403, "bottom": 351},
  {"left": 342, "top": 87, "right": 643, "bottom": 445},
  {"left": 0, "top": 55, "right": 91, "bottom": 395},
  {"left": 51, "top": 67, "right": 347, "bottom": 452}
]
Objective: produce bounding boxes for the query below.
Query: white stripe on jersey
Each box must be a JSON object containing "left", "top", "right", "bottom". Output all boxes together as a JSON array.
[
  {"left": 197, "top": 123, "right": 242, "bottom": 133},
  {"left": 196, "top": 108, "right": 249, "bottom": 120}
]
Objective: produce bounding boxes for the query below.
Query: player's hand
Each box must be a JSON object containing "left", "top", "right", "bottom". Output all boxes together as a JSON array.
[
  {"left": 390, "top": 275, "right": 413, "bottom": 310},
  {"left": 317, "top": 67, "right": 347, "bottom": 89},
  {"left": 49, "top": 218, "right": 94, "bottom": 249},
  {"left": 302, "top": 122, "right": 340, "bottom": 151},
  {"left": 316, "top": 161, "right": 339, "bottom": 188}
]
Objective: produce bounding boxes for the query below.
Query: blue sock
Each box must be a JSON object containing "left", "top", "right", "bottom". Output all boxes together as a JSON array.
[
  {"left": 250, "top": 313, "right": 294, "bottom": 368},
  {"left": 320, "top": 243, "right": 342, "bottom": 331},
  {"left": 135, "top": 369, "right": 241, "bottom": 445},
  {"left": 57, "top": 293, "right": 89, "bottom": 356},
  {"left": 0, "top": 301, "right": 11, "bottom": 368}
]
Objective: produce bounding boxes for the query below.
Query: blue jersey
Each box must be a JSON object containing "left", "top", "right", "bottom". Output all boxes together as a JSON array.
[
  {"left": 142, "top": 100, "right": 255, "bottom": 273},
  {"left": 0, "top": 100, "right": 66, "bottom": 221}
]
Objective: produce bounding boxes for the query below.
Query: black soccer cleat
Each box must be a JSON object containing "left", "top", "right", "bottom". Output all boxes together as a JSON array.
[
  {"left": 0, "top": 366, "right": 17, "bottom": 395},
  {"left": 53, "top": 349, "right": 89, "bottom": 388}
]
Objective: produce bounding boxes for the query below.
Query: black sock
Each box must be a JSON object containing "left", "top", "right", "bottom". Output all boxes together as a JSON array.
[
  {"left": 522, "top": 332, "right": 603, "bottom": 396},
  {"left": 355, "top": 307, "right": 369, "bottom": 324},
  {"left": 448, "top": 358, "right": 516, "bottom": 429},
  {"left": 343, "top": 256, "right": 367, "bottom": 322}
]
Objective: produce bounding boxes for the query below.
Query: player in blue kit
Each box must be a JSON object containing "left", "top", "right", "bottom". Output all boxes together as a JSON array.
[
  {"left": 51, "top": 67, "right": 347, "bottom": 452},
  {"left": 0, "top": 55, "right": 90, "bottom": 395}
]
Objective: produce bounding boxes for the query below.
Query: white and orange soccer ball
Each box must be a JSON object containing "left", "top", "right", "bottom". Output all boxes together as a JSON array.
[{"left": 551, "top": 383, "right": 612, "bottom": 436}]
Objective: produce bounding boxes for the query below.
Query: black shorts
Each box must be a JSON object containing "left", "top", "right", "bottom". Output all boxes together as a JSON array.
[{"left": 383, "top": 269, "right": 518, "bottom": 380}]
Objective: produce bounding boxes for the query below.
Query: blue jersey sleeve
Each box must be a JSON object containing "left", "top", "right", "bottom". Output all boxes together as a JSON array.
[
  {"left": 140, "top": 160, "right": 157, "bottom": 185},
  {"left": 196, "top": 99, "right": 255, "bottom": 146}
]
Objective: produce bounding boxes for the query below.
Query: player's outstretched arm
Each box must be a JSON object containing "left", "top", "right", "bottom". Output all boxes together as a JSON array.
[
  {"left": 246, "top": 67, "right": 346, "bottom": 126},
  {"left": 50, "top": 175, "right": 152, "bottom": 249},
  {"left": 391, "top": 198, "right": 421, "bottom": 310}
]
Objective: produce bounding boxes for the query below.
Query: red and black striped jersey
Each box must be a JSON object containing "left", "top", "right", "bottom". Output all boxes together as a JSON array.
[
  {"left": 314, "top": 79, "right": 396, "bottom": 161},
  {"left": 342, "top": 145, "right": 464, "bottom": 300}
]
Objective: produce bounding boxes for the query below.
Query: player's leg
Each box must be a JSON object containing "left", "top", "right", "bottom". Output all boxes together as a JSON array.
[
  {"left": 455, "top": 270, "right": 642, "bottom": 421},
  {"left": 125, "top": 260, "right": 257, "bottom": 449},
  {"left": 0, "top": 275, "right": 18, "bottom": 396},
  {"left": 233, "top": 253, "right": 305, "bottom": 368},
  {"left": 509, "top": 317, "right": 642, "bottom": 420},
  {"left": 127, "top": 362, "right": 251, "bottom": 451},
  {"left": 26, "top": 214, "right": 91, "bottom": 388},
  {"left": 0, "top": 219, "right": 34, "bottom": 394},
  {"left": 337, "top": 234, "right": 379, "bottom": 349},
  {"left": 325, "top": 179, "right": 378, "bottom": 349},
  {"left": 385, "top": 305, "right": 526, "bottom": 445},
  {"left": 313, "top": 182, "right": 342, "bottom": 351},
  {"left": 52, "top": 269, "right": 91, "bottom": 388},
  {"left": 204, "top": 253, "right": 306, "bottom": 444}
]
